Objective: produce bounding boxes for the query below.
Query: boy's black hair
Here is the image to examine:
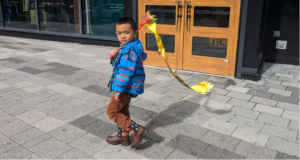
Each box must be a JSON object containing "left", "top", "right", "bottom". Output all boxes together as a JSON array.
[{"left": 116, "top": 17, "right": 138, "bottom": 31}]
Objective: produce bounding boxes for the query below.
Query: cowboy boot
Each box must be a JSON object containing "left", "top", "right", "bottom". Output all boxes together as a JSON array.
[
  {"left": 126, "top": 121, "right": 148, "bottom": 148},
  {"left": 106, "top": 126, "right": 130, "bottom": 146}
]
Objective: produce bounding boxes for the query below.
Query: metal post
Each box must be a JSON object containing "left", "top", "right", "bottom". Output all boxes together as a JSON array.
[
  {"left": 34, "top": 0, "right": 40, "bottom": 30},
  {"left": 78, "top": 0, "right": 83, "bottom": 34},
  {"left": 0, "top": 0, "right": 4, "bottom": 26},
  {"left": 236, "top": 0, "right": 248, "bottom": 79}
]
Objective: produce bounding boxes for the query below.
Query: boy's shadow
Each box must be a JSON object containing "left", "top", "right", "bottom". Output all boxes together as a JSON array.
[{"left": 129, "top": 92, "right": 230, "bottom": 150}]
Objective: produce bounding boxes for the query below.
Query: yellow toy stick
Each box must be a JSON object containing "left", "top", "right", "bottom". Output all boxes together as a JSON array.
[{"left": 139, "top": 11, "right": 214, "bottom": 94}]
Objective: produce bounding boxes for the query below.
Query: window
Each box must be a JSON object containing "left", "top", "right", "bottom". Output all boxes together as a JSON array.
[
  {"left": 82, "top": 0, "right": 124, "bottom": 37},
  {"left": 37, "top": 0, "right": 80, "bottom": 33},
  {"left": 1, "top": 0, "right": 37, "bottom": 29},
  {"left": 0, "top": 6, "right": 2, "bottom": 26}
]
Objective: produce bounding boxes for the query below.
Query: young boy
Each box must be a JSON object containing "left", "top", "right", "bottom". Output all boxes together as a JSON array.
[{"left": 106, "top": 17, "right": 148, "bottom": 148}]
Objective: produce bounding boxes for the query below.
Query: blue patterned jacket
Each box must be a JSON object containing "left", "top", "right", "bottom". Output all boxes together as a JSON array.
[{"left": 109, "top": 40, "right": 147, "bottom": 95}]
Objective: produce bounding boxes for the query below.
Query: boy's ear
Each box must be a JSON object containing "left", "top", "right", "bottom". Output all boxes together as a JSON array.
[{"left": 134, "top": 30, "right": 138, "bottom": 37}]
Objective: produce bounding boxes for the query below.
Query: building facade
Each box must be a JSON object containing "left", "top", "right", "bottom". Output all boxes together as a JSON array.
[{"left": 0, "top": 0, "right": 299, "bottom": 80}]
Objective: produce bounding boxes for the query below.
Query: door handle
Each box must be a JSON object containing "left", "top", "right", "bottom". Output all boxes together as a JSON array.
[
  {"left": 185, "top": 0, "right": 191, "bottom": 32},
  {"left": 175, "top": 1, "right": 182, "bottom": 31}
]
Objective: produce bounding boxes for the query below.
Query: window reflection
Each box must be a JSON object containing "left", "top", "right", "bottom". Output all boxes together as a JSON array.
[
  {"left": 0, "top": 7, "right": 2, "bottom": 26},
  {"left": 192, "top": 37, "right": 227, "bottom": 58},
  {"left": 194, "top": 7, "right": 230, "bottom": 28},
  {"left": 1, "top": 0, "right": 37, "bottom": 29},
  {"left": 82, "top": 0, "right": 124, "bottom": 37},
  {"left": 146, "top": 33, "right": 175, "bottom": 53},
  {"left": 38, "top": 0, "right": 80, "bottom": 33},
  {"left": 146, "top": 5, "right": 176, "bottom": 25}
]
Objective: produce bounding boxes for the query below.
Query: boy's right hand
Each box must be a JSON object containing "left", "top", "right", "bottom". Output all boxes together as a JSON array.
[
  {"left": 110, "top": 49, "right": 119, "bottom": 59},
  {"left": 115, "top": 94, "right": 121, "bottom": 101}
]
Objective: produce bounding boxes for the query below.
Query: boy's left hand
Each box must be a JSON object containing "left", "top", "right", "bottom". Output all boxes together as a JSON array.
[{"left": 115, "top": 94, "right": 121, "bottom": 101}]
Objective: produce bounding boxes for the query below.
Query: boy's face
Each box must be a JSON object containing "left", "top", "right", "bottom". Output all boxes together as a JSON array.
[{"left": 116, "top": 23, "right": 138, "bottom": 45}]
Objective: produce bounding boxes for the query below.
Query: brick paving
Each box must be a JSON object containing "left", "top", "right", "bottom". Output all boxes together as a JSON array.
[{"left": 0, "top": 35, "right": 299, "bottom": 159}]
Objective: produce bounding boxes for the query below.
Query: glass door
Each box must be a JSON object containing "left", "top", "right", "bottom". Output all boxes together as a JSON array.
[
  {"left": 138, "top": 0, "right": 185, "bottom": 69},
  {"left": 138, "top": 0, "right": 241, "bottom": 76},
  {"left": 183, "top": 0, "right": 241, "bottom": 76}
]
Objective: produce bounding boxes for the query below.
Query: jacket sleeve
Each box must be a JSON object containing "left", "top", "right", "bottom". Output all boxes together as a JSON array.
[
  {"left": 110, "top": 56, "right": 116, "bottom": 66},
  {"left": 113, "top": 47, "right": 138, "bottom": 93}
]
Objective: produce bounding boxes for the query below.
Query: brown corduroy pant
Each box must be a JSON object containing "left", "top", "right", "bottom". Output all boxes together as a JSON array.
[{"left": 106, "top": 93, "right": 132, "bottom": 129}]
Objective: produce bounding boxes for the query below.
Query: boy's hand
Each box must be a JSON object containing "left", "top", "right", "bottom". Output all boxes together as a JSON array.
[
  {"left": 110, "top": 49, "right": 119, "bottom": 59},
  {"left": 115, "top": 94, "right": 121, "bottom": 101}
]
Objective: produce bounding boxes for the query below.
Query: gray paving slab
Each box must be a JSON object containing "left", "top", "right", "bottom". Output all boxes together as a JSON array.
[
  {"left": 83, "top": 119, "right": 116, "bottom": 139},
  {"left": 11, "top": 128, "right": 45, "bottom": 144},
  {"left": 166, "top": 134, "right": 209, "bottom": 157},
  {"left": 271, "top": 94, "right": 298, "bottom": 104},
  {"left": 22, "top": 153, "right": 42, "bottom": 159},
  {"left": 56, "top": 148, "right": 95, "bottom": 159},
  {"left": 1, "top": 103, "right": 34, "bottom": 116},
  {"left": 210, "top": 87, "right": 230, "bottom": 95},
  {"left": 28, "top": 137, "right": 72, "bottom": 159},
  {"left": 230, "top": 116, "right": 265, "bottom": 132},
  {"left": 275, "top": 151, "right": 300, "bottom": 159},
  {"left": 33, "top": 101, "right": 63, "bottom": 113},
  {"left": 265, "top": 82, "right": 288, "bottom": 90},
  {"left": 245, "top": 83, "right": 269, "bottom": 92},
  {"left": 234, "top": 141, "right": 277, "bottom": 159},
  {"left": 33, "top": 89, "right": 60, "bottom": 98},
  {"left": 69, "top": 115, "right": 99, "bottom": 129},
  {"left": 230, "top": 106, "right": 260, "bottom": 119},
  {"left": 248, "top": 89, "right": 274, "bottom": 99},
  {"left": 261, "top": 124, "right": 298, "bottom": 141},
  {"left": 22, "top": 134, "right": 52, "bottom": 148},
  {"left": 17, "top": 67, "right": 45, "bottom": 74},
  {"left": 227, "top": 91, "right": 253, "bottom": 101},
  {"left": 266, "top": 137, "right": 299, "bottom": 157},
  {"left": 83, "top": 85, "right": 112, "bottom": 97},
  {"left": 227, "top": 98, "right": 256, "bottom": 109},
  {"left": 19, "top": 95, "right": 48, "bottom": 106},
  {"left": 69, "top": 133, "right": 108, "bottom": 156},
  {"left": 129, "top": 105, "right": 158, "bottom": 122},
  {"left": 250, "top": 96, "right": 278, "bottom": 106},
  {"left": 48, "top": 124, "right": 86, "bottom": 144},
  {"left": 0, "top": 145, "right": 32, "bottom": 159},
  {"left": 201, "top": 145, "right": 245, "bottom": 159},
  {"left": 201, "top": 130, "right": 240, "bottom": 152},
  {"left": 257, "top": 113, "right": 290, "bottom": 128},
  {"left": 163, "top": 89, "right": 188, "bottom": 100},
  {"left": 46, "top": 93, "right": 75, "bottom": 104},
  {"left": 0, "top": 133, "right": 19, "bottom": 154},
  {"left": 0, "top": 96, "right": 19, "bottom": 109},
  {"left": 0, "top": 118, "right": 32, "bottom": 136},
  {"left": 289, "top": 120, "right": 299, "bottom": 131},
  {"left": 208, "top": 93, "right": 232, "bottom": 103},
  {"left": 166, "top": 150, "right": 198, "bottom": 159},
  {"left": 48, "top": 106, "right": 81, "bottom": 121},
  {"left": 286, "top": 86, "right": 300, "bottom": 93},
  {"left": 145, "top": 85, "right": 169, "bottom": 94}
]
